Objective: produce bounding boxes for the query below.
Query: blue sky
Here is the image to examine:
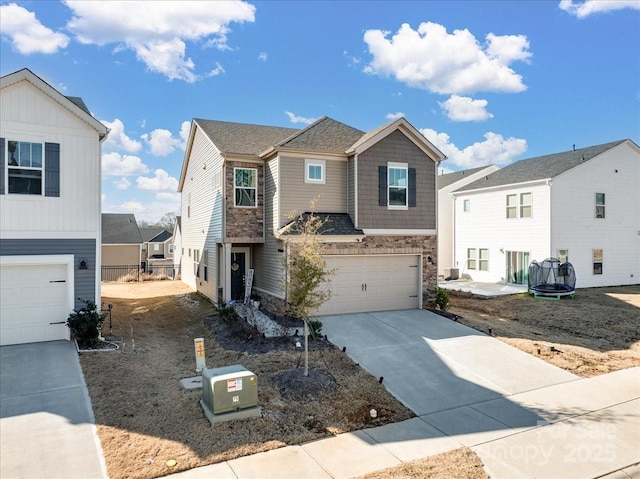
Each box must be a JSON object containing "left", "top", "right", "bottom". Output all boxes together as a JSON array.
[{"left": 1, "top": 0, "right": 639, "bottom": 224}]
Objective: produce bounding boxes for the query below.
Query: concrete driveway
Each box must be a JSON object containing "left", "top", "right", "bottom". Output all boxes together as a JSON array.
[
  {"left": 0, "top": 340, "right": 108, "bottom": 479},
  {"left": 320, "top": 309, "right": 640, "bottom": 478}
]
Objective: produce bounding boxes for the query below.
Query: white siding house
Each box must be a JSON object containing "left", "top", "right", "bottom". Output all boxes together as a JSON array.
[
  {"left": 437, "top": 165, "right": 499, "bottom": 280},
  {"left": 0, "top": 69, "right": 108, "bottom": 346},
  {"left": 451, "top": 140, "right": 639, "bottom": 289}
]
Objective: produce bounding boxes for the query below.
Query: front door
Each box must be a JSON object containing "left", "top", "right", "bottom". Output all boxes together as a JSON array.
[{"left": 230, "top": 252, "right": 246, "bottom": 301}]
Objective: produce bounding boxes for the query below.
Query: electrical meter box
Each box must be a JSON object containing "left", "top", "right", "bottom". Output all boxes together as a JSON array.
[{"left": 200, "top": 365, "right": 260, "bottom": 424}]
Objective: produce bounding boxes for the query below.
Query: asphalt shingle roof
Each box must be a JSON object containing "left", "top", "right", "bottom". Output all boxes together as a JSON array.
[
  {"left": 140, "top": 227, "right": 172, "bottom": 243},
  {"left": 194, "top": 119, "right": 298, "bottom": 156},
  {"left": 280, "top": 213, "right": 364, "bottom": 236},
  {"left": 65, "top": 96, "right": 91, "bottom": 115},
  {"left": 102, "top": 214, "right": 143, "bottom": 244},
  {"left": 278, "top": 117, "right": 364, "bottom": 153},
  {"left": 456, "top": 140, "right": 628, "bottom": 192},
  {"left": 437, "top": 165, "right": 495, "bottom": 189}
]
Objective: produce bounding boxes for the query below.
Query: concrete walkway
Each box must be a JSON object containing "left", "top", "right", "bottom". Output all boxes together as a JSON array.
[
  {"left": 0, "top": 340, "right": 108, "bottom": 479},
  {"left": 170, "top": 310, "right": 639, "bottom": 478},
  {"left": 437, "top": 280, "right": 528, "bottom": 297}
]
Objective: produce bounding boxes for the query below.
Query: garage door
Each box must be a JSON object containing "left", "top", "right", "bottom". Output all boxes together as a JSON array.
[
  {"left": 316, "top": 255, "right": 421, "bottom": 315},
  {"left": 0, "top": 262, "right": 72, "bottom": 346}
]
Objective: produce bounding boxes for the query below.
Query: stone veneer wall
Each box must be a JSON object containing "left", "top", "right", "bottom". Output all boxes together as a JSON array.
[
  {"left": 254, "top": 234, "right": 438, "bottom": 315},
  {"left": 225, "top": 160, "right": 265, "bottom": 243}
]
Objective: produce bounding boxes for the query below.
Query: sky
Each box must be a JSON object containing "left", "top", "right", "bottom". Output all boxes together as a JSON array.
[{"left": 1, "top": 0, "right": 639, "bottom": 224}]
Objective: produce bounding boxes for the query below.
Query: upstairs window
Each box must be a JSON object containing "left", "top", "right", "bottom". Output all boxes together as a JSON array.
[
  {"left": 388, "top": 163, "right": 408, "bottom": 208},
  {"left": 520, "top": 193, "right": 532, "bottom": 218},
  {"left": 463, "top": 199, "right": 470, "bottom": 212},
  {"left": 595, "top": 193, "right": 605, "bottom": 218},
  {"left": 7, "top": 140, "right": 43, "bottom": 195},
  {"left": 234, "top": 168, "right": 257, "bottom": 207},
  {"left": 305, "top": 159, "right": 325, "bottom": 184},
  {"left": 506, "top": 194, "right": 517, "bottom": 219}
]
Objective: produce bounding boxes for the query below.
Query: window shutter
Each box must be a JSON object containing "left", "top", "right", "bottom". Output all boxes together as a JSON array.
[
  {"left": 408, "top": 168, "right": 416, "bottom": 207},
  {"left": 0, "top": 138, "right": 4, "bottom": 195},
  {"left": 378, "top": 166, "right": 387, "bottom": 206},
  {"left": 44, "top": 142, "right": 60, "bottom": 197}
]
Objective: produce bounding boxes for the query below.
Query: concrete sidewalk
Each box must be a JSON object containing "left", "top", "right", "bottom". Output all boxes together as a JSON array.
[
  {"left": 0, "top": 341, "right": 108, "bottom": 479},
  {"left": 169, "top": 368, "right": 639, "bottom": 479}
]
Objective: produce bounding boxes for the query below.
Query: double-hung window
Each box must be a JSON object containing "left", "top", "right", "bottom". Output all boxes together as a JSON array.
[
  {"left": 520, "top": 193, "right": 532, "bottom": 218},
  {"left": 595, "top": 193, "right": 605, "bottom": 219},
  {"left": 593, "top": 249, "right": 603, "bottom": 275},
  {"left": 467, "top": 248, "right": 477, "bottom": 270},
  {"left": 479, "top": 248, "right": 489, "bottom": 271},
  {"left": 463, "top": 199, "right": 470, "bottom": 212},
  {"left": 7, "top": 140, "right": 43, "bottom": 195},
  {"left": 506, "top": 194, "right": 517, "bottom": 219},
  {"left": 388, "top": 163, "right": 408, "bottom": 208},
  {"left": 234, "top": 168, "right": 257, "bottom": 207},
  {"left": 506, "top": 193, "right": 532, "bottom": 218}
]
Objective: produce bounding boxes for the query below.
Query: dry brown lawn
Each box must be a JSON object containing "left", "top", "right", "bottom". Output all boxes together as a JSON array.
[
  {"left": 85, "top": 281, "right": 639, "bottom": 479},
  {"left": 448, "top": 284, "right": 640, "bottom": 377}
]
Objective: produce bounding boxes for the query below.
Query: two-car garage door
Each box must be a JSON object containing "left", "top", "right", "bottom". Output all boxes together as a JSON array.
[
  {"left": 316, "top": 255, "right": 421, "bottom": 316},
  {"left": 0, "top": 257, "right": 73, "bottom": 346}
]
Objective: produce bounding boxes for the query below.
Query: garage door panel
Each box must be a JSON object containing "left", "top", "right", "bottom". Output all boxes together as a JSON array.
[
  {"left": 317, "top": 255, "right": 421, "bottom": 316},
  {"left": 1, "top": 262, "right": 71, "bottom": 346}
]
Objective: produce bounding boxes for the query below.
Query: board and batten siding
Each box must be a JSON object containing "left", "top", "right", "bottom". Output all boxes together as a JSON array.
[
  {"left": 0, "top": 79, "right": 102, "bottom": 238},
  {"left": 454, "top": 183, "right": 551, "bottom": 283},
  {"left": 253, "top": 157, "right": 285, "bottom": 297},
  {"left": 278, "top": 155, "right": 347, "bottom": 227},
  {"left": 0, "top": 238, "right": 97, "bottom": 308},
  {"left": 347, "top": 157, "right": 355, "bottom": 222},
  {"left": 180, "top": 125, "right": 224, "bottom": 300},
  {"left": 551, "top": 143, "right": 640, "bottom": 287},
  {"left": 356, "top": 130, "right": 436, "bottom": 230}
]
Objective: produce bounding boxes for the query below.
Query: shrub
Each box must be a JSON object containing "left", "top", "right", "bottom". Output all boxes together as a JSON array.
[
  {"left": 307, "top": 319, "right": 323, "bottom": 339},
  {"left": 216, "top": 300, "right": 238, "bottom": 322},
  {"left": 67, "top": 299, "right": 105, "bottom": 340},
  {"left": 435, "top": 287, "right": 450, "bottom": 312}
]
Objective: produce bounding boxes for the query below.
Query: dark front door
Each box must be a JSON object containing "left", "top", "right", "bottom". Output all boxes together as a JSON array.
[{"left": 230, "top": 252, "right": 246, "bottom": 300}]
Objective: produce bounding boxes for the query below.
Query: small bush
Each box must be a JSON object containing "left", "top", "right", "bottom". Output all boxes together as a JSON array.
[
  {"left": 307, "top": 319, "right": 323, "bottom": 339},
  {"left": 67, "top": 299, "right": 105, "bottom": 340},
  {"left": 435, "top": 287, "right": 450, "bottom": 312},
  {"left": 216, "top": 300, "right": 238, "bottom": 322}
]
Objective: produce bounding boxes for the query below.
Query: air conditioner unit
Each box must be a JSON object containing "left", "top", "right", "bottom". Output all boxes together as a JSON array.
[{"left": 200, "top": 364, "right": 260, "bottom": 424}]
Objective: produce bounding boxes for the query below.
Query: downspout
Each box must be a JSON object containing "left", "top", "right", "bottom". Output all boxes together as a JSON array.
[{"left": 354, "top": 154, "right": 358, "bottom": 228}]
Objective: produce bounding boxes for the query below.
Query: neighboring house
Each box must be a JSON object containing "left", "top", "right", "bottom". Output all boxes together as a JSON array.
[
  {"left": 178, "top": 116, "right": 445, "bottom": 315},
  {"left": 437, "top": 165, "right": 500, "bottom": 280},
  {"left": 172, "top": 216, "right": 182, "bottom": 271},
  {"left": 0, "top": 68, "right": 108, "bottom": 346},
  {"left": 101, "top": 213, "right": 143, "bottom": 266},
  {"left": 451, "top": 139, "right": 640, "bottom": 289},
  {"left": 140, "top": 227, "right": 173, "bottom": 261}
]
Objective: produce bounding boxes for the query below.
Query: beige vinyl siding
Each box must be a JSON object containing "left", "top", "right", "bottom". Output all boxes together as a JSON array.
[
  {"left": 102, "top": 244, "right": 140, "bottom": 266},
  {"left": 254, "top": 157, "right": 284, "bottom": 296},
  {"left": 180, "top": 125, "right": 224, "bottom": 299},
  {"left": 279, "top": 155, "right": 347, "bottom": 227},
  {"left": 357, "top": 130, "right": 436, "bottom": 230},
  {"left": 348, "top": 157, "right": 355, "bottom": 223},
  {"left": 1, "top": 80, "right": 102, "bottom": 238}
]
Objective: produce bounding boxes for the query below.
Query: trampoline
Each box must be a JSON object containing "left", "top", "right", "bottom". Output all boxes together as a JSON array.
[{"left": 528, "top": 257, "right": 576, "bottom": 299}]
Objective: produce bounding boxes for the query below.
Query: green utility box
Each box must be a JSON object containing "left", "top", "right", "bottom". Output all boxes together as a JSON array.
[{"left": 200, "top": 364, "right": 261, "bottom": 425}]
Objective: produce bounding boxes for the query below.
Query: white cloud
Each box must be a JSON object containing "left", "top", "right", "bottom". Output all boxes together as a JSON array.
[
  {"left": 0, "top": 3, "right": 70, "bottom": 54},
  {"left": 285, "top": 110, "right": 319, "bottom": 125},
  {"left": 101, "top": 119, "right": 143, "bottom": 153},
  {"left": 385, "top": 112, "right": 405, "bottom": 121},
  {"left": 142, "top": 129, "right": 180, "bottom": 156},
  {"left": 439, "top": 95, "right": 494, "bottom": 122},
  {"left": 420, "top": 128, "right": 527, "bottom": 169},
  {"left": 258, "top": 52, "right": 267, "bottom": 61},
  {"left": 102, "top": 152, "right": 149, "bottom": 176},
  {"left": 179, "top": 121, "right": 191, "bottom": 145},
  {"left": 64, "top": 0, "right": 255, "bottom": 82},
  {"left": 137, "top": 169, "right": 179, "bottom": 192},
  {"left": 114, "top": 177, "right": 131, "bottom": 190},
  {"left": 120, "top": 200, "right": 145, "bottom": 213},
  {"left": 206, "top": 62, "right": 226, "bottom": 77},
  {"left": 559, "top": 0, "right": 640, "bottom": 18},
  {"left": 363, "top": 22, "right": 531, "bottom": 95}
]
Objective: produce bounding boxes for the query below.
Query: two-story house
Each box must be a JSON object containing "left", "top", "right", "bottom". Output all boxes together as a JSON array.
[
  {"left": 450, "top": 139, "right": 639, "bottom": 289},
  {"left": 0, "top": 69, "right": 108, "bottom": 346},
  {"left": 178, "top": 116, "right": 445, "bottom": 315}
]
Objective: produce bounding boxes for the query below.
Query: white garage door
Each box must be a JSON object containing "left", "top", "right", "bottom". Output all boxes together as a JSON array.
[
  {"left": 0, "top": 262, "right": 72, "bottom": 346},
  {"left": 316, "top": 255, "right": 421, "bottom": 315}
]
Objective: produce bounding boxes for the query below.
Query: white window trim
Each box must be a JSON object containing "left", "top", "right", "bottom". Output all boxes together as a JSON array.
[
  {"left": 463, "top": 199, "right": 470, "bottom": 213},
  {"left": 479, "top": 248, "right": 489, "bottom": 271},
  {"left": 467, "top": 248, "right": 477, "bottom": 270},
  {"left": 595, "top": 192, "right": 605, "bottom": 219},
  {"left": 6, "top": 139, "right": 45, "bottom": 196},
  {"left": 234, "top": 167, "right": 257, "bottom": 208},
  {"left": 520, "top": 192, "right": 533, "bottom": 218},
  {"left": 388, "top": 161, "right": 408, "bottom": 210},
  {"left": 304, "top": 159, "right": 325, "bottom": 184}
]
